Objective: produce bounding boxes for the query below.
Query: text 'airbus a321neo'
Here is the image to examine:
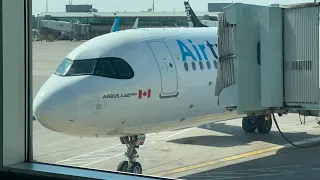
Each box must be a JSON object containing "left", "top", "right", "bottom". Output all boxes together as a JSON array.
[{"left": 33, "top": 26, "right": 272, "bottom": 174}]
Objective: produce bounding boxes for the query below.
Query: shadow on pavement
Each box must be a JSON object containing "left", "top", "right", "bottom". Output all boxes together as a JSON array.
[
  {"left": 168, "top": 122, "right": 320, "bottom": 148},
  {"left": 181, "top": 145, "right": 320, "bottom": 180}
]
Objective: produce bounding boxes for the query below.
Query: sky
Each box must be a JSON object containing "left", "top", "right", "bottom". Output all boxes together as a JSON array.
[{"left": 32, "top": 0, "right": 314, "bottom": 15}]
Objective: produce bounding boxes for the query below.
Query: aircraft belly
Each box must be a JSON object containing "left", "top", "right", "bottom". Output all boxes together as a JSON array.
[{"left": 119, "top": 111, "right": 243, "bottom": 135}]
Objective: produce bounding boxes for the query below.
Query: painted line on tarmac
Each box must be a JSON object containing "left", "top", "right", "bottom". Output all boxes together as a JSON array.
[
  {"left": 152, "top": 146, "right": 282, "bottom": 177},
  {"left": 80, "top": 153, "right": 124, "bottom": 168},
  {"left": 54, "top": 128, "right": 194, "bottom": 166},
  {"left": 44, "top": 137, "right": 78, "bottom": 147},
  {"left": 165, "top": 127, "right": 195, "bottom": 139},
  {"left": 55, "top": 143, "right": 122, "bottom": 164},
  {"left": 152, "top": 136, "right": 320, "bottom": 177}
]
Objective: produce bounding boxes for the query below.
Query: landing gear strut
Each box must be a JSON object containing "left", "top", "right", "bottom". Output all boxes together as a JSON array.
[
  {"left": 242, "top": 114, "right": 272, "bottom": 134},
  {"left": 117, "top": 134, "right": 146, "bottom": 174}
]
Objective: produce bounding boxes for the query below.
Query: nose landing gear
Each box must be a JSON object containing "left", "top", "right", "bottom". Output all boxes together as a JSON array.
[
  {"left": 117, "top": 134, "right": 146, "bottom": 174},
  {"left": 242, "top": 114, "right": 272, "bottom": 134}
]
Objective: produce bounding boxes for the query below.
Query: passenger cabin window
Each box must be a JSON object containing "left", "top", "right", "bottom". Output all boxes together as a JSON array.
[
  {"left": 199, "top": 61, "right": 204, "bottom": 70},
  {"left": 94, "top": 57, "right": 134, "bottom": 79},
  {"left": 191, "top": 62, "right": 196, "bottom": 71},
  {"left": 66, "top": 60, "right": 97, "bottom": 76},
  {"left": 207, "top": 61, "right": 211, "bottom": 70},
  {"left": 184, "top": 62, "right": 189, "bottom": 71},
  {"left": 213, "top": 60, "right": 218, "bottom": 69}
]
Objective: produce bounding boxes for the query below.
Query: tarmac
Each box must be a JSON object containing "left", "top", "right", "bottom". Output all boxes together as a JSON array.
[{"left": 32, "top": 40, "right": 320, "bottom": 180}]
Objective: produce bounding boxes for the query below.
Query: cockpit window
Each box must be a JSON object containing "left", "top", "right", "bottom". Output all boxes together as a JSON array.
[
  {"left": 95, "top": 60, "right": 116, "bottom": 77},
  {"left": 65, "top": 60, "right": 97, "bottom": 76},
  {"left": 112, "top": 58, "right": 134, "bottom": 79},
  {"left": 55, "top": 57, "right": 134, "bottom": 79},
  {"left": 94, "top": 57, "right": 134, "bottom": 79},
  {"left": 55, "top": 58, "right": 72, "bottom": 76}
]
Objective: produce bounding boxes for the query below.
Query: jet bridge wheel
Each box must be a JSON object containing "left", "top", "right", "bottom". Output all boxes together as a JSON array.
[
  {"left": 256, "top": 114, "right": 272, "bottom": 134},
  {"left": 242, "top": 116, "right": 256, "bottom": 133}
]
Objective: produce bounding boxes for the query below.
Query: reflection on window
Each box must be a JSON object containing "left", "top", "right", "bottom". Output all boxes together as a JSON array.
[
  {"left": 66, "top": 60, "right": 97, "bottom": 76},
  {"left": 55, "top": 58, "right": 72, "bottom": 76}
]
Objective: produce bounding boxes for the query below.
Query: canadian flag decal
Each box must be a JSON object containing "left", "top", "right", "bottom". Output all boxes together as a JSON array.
[{"left": 138, "top": 89, "right": 151, "bottom": 99}]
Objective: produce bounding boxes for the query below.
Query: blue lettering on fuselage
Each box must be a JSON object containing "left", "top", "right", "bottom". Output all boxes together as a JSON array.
[
  {"left": 176, "top": 39, "right": 218, "bottom": 62},
  {"left": 176, "top": 39, "right": 196, "bottom": 61}
]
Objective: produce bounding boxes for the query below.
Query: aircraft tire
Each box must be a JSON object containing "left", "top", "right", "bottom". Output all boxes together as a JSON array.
[
  {"left": 256, "top": 114, "right": 272, "bottom": 134},
  {"left": 117, "top": 161, "right": 128, "bottom": 172},
  {"left": 242, "top": 116, "right": 256, "bottom": 133},
  {"left": 127, "top": 162, "right": 142, "bottom": 174}
]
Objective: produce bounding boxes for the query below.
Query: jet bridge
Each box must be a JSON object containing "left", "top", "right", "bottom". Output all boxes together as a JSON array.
[
  {"left": 216, "top": 3, "right": 320, "bottom": 117},
  {"left": 39, "top": 20, "right": 90, "bottom": 40}
]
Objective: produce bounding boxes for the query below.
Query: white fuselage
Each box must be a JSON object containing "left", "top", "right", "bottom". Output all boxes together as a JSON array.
[{"left": 33, "top": 27, "right": 242, "bottom": 138}]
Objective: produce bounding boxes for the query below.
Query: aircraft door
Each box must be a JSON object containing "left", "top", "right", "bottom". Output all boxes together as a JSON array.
[{"left": 147, "top": 41, "right": 178, "bottom": 97}]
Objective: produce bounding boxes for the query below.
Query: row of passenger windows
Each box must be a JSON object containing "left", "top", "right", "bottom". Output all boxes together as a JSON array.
[
  {"left": 183, "top": 60, "right": 218, "bottom": 71},
  {"left": 55, "top": 57, "right": 134, "bottom": 79}
]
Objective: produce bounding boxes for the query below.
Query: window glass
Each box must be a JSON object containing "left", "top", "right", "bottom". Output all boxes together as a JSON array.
[
  {"left": 95, "top": 60, "right": 116, "bottom": 77},
  {"left": 199, "top": 61, "right": 204, "bottom": 70},
  {"left": 184, "top": 62, "right": 189, "bottom": 71},
  {"left": 112, "top": 58, "right": 134, "bottom": 79},
  {"left": 55, "top": 58, "right": 72, "bottom": 76},
  {"left": 66, "top": 60, "right": 97, "bottom": 76},
  {"left": 213, "top": 60, "right": 218, "bottom": 69},
  {"left": 207, "top": 61, "right": 211, "bottom": 70},
  {"left": 209, "top": 16, "right": 218, "bottom": 21},
  {"left": 93, "top": 58, "right": 134, "bottom": 79},
  {"left": 192, "top": 62, "right": 196, "bottom": 71}
]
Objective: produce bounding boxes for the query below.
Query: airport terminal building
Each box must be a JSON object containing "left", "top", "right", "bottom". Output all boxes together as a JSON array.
[
  {"left": 36, "top": 11, "right": 218, "bottom": 37},
  {"left": 34, "top": 3, "right": 228, "bottom": 40}
]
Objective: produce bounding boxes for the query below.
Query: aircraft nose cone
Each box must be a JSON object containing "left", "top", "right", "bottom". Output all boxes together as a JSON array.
[{"left": 33, "top": 77, "right": 78, "bottom": 132}]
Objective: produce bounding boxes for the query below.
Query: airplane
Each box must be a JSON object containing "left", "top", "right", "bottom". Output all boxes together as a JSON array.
[
  {"left": 184, "top": 1, "right": 208, "bottom": 27},
  {"left": 110, "top": 16, "right": 121, "bottom": 32},
  {"left": 33, "top": 14, "right": 272, "bottom": 176},
  {"left": 110, "top": 16, "right": 139, "bottom": 33},
  {"left": 132, "top": 18, "right": 139, "bottom": 29}
]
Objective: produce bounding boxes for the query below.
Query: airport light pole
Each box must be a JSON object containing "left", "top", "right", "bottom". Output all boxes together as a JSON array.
[
  {"left": 152, "top": 0, "right": 155, "bottom": 12},
  {"left": 46, "top": 0, "right": 48, "bottom": 12}
]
